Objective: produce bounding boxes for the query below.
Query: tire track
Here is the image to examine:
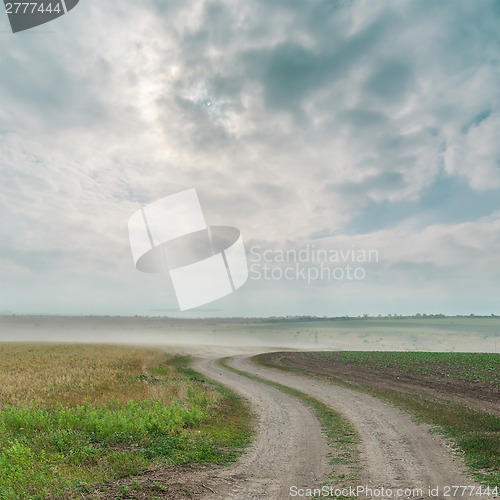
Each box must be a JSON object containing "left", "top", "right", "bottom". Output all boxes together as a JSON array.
[
  {"left": 190, "top": 356, "right": 331, "bottom": 499},
  {"left": 230, "top": 356, "right": 490, "bottom": 500}
]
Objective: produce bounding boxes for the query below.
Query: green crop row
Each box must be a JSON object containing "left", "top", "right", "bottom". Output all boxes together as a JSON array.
[{"left": 315, "top": 351, "right": 500, "bottom": 384}]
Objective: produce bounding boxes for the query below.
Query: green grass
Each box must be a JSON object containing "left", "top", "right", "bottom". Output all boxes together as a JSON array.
[
  {"left": 0, "top": 348, "right": 253, "bottom": 500},
  {"left": 219, "top": 358, "right": 360, "bottom": 498},
  {"left": 256, "top": 352, "right": 500, "bottom": 488}
]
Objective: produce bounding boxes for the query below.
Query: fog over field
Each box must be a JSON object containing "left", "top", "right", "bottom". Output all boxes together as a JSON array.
[{"left": 1, "top": 315, "right": 498, "bottom": 354}]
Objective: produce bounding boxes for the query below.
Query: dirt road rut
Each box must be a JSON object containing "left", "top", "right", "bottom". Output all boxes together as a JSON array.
[{"left": 191, "top": 356, "right": 331, "bottom": 499}]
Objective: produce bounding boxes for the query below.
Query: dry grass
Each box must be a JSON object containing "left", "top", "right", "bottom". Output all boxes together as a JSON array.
[{"left": 0, "top": 343, "right": 198, "bottom": 407}]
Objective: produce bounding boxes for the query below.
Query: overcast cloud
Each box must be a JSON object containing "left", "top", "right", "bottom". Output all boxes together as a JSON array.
[{"left": 1, "top": 0, "right": 499, "bottom": 316}]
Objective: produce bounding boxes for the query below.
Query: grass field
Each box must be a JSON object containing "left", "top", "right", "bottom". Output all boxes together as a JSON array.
[
  {"left": 257, "top": 351, "right": 500, "bottom": 488},
  {"left": 0, "top": 344, "right": 252, "bottom": 500}
]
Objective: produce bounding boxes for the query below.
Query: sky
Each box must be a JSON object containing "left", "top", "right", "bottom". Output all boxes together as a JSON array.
[{"left": 0, "top": 0, "right": 499, "bottom": 317}]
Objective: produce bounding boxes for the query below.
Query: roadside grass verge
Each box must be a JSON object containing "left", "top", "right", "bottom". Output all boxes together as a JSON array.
[
  {"left": 254, "top": 352, "right": 500, "bottom": 488},
  {"left": 218, "top": 357, "right": 360, "bottom": 498},
  {"left": 0, "top": 344, "right": 253, "bottom": 500}
]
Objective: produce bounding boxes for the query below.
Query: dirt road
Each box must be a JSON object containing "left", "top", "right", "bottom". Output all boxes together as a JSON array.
[
  {"left": 190, "top": 356, "right": 331, "bottom": 499},
  {"left": 191, "top": 355, "right": 489, "bottom": 500}
]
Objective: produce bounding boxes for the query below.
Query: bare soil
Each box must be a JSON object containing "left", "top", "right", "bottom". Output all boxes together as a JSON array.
[{"left": 259, "top": 351, "right": 500, "bottom": 415}]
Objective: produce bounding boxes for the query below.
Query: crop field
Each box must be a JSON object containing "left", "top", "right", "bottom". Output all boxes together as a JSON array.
[
  {"left": 316, "top": 351, "right": 499, "bottom": 385},
  {"left": 0, "top": 344, "right": 252, "bottom": 500},
  {"left": 258, "top": 351, "right": 500, "bottom": 487},
  {"left": 260, "top": 351, "right": 499, "bottom": 412}
]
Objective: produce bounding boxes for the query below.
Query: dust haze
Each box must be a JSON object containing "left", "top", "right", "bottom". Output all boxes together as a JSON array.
[{"left": 0, "top": 315, "right": 498, "bottom": 355}]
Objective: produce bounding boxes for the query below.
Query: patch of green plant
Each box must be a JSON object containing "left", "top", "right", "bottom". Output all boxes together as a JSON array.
[{"left": 0, "top": 354, "right": 253, "bottom": 500}]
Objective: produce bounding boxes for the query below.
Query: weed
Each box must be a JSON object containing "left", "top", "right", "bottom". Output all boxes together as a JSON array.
[{"left": 130, "top": 480, "right": 141, "bottom": 489}]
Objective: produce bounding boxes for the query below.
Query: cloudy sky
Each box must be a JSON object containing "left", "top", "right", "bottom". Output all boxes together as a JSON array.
[{"left": 1, "top": 0, "right": 499, "bottom": 317}]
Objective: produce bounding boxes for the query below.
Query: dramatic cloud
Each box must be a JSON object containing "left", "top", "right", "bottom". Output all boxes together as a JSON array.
[{"left": 0, "top": 0, "right": 499, "bottom": 316}]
